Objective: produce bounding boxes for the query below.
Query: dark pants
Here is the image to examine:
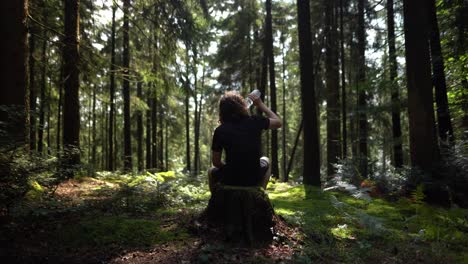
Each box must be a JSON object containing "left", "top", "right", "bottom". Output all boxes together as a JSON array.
[{"left": 208, "top": 157, "right": 271, "bottom": 193}]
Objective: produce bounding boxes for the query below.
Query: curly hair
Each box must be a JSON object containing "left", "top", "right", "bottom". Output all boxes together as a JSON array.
[{"left": 219, "top": 91, "right": 250, "bottom": 124}]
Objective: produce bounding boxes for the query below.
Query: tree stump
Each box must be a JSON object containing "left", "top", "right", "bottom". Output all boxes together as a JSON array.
[{"left": 205, "top": 185, "right": 274, "bottom": 245}]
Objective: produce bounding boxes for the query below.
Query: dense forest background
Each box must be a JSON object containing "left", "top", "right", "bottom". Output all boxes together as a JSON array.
[{"left": 1, "top": 0, "right": 468, "bottom": 262}]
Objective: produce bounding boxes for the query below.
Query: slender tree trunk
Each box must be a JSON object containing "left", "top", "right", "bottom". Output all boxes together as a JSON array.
[
  {"left": 146, "top": 89, "right": 152, "bottom": 169},
  {"left": 0, "top": 0, "right": 29, "bottom": 148},
  {"left": 427, "top": 0, "right": 454, "bottom": 143},
  {"left": 108, "top": 4, "right": 116, "bottom": 171},
  {"left": 159, "top": 100, "right": 164, "bottom": 169},
  {"left": 281, "top": 33, "right": 288, "bottom": 182},
  {"left": 63, "top": 0, "right": 81, "bottom": 168},
  {"left": 184, "top": 43, "right": 191, "bottom": 173},
  {"left": 403, "top": 0, "right": 439, "bottom": 171},
  {"left": 151, "top": 89, "right": 158, "bottom": 169},
  {"left": 265, "top": 0, "right": 279, "bottom": 179},
  {"left": 357, "top": 0, "right": 368, "bottom": 178},
  {"left": 122, "top": 0, "right": 132, "bottom": 171},
  {"left": 38, "top": 31, "right": 48, "bottom": 154},
  {"left": 387, "top": 0, "right": 403, "bottom": 168},
  {"left": 455, "top": 0, "right": 468, "bottom": 136},
  {"left": 29, "top": 24, "right": 36, "bottom": 152},
  {"left": 185, "top": 89, "right": 191, "bottom": 172},
  {"left": 296, "top": 0, "right": 321, "bottom": 186},
  {"left": 165, "top": 118, "right": 169, "bottom": 171},
  {"left": 57, "top": 60, "right": 63, "bottom": 155},
  {"left": 325, "top": 0, "right": 341, "bottom": 178},
  {"left": 192, "top": 49, "right": 199, "bottom": 175},
  {"left": 339, "top": 0, "right": 347, "bottom": 158},
  {"left": 102, "top": 101, "right": 107, "bottom": 170},
  {"left": 259, "top": 35, "right": 268, "bottom": 106},
  {"left": 47, "top": 66, "right": 51, "bottom": 155},
  {"left": 136, "top": 81, "right": 143, "bottom": 172},
  {"left": 286, "top": 119, "right": 303, "bottom": 178},
  {"left": 92, "top": 84, "right": 97, "bottom": 173}
]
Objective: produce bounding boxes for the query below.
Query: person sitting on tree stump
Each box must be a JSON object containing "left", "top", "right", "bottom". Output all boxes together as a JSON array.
[{"left": 208, "top": 91, "right": 282, "bottom": 192}]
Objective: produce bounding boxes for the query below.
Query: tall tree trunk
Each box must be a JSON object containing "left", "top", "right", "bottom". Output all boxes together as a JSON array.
[
  {"left": 165, "top": 118, "right": 169, "bottom": 171},
  {"left": 146, "top": 89, "right": 152, "bottom": 169},
  {"left": 47, "top": 65, "right": 51, "bottom": 155},
  {"left": 0, "top": 0, "right": 29, "bottom": 148},
  {"left": 108, "top": 4, "right": 116, "bottom": 171},
  {"left": 56, "top": 60, "right": 63, "bottom": 155},
  {"left": 102, "top": 101, "right": 107, "bottom": 170},
  {"left": 325, "top": 0, "right": 341, "bottom": 178},
  {"left": 137, "top": 81, "right": 143, "bottom": 171},
  {"left": 427, "top": 0, "right": 454, "bottom": 143},
  {"left": 185, "top": 89, "right": 191, "bottom": 172},
  {"left": 29, "top": 24, "right": 36, "bottom": 152},
  {"left": 158, "top": 99, "right": 164, "bottom": 169},
  {"left": 63, "top": 0, "right": 81, "bottom": 168},
  {"left": 357, "top": 0, "right": 368, "bottom": 178},
  {"left": 192, "top": 49, "right": 199, "bottom": 175},
  {"left": 38, "top": 30, "right": 48, "bottom": 154},
  {"left": 339, "top": 0, "right": 347, "bottom": 158},
  {"left": 403, "top": 0, "right": 439, "bottom": 171},
  {"left": 92, "top": 84, "right": 97, "bottom": 173},
  {"left": 265, "top": 0, "right": 279, "bottom": 179},
  {"left": 122, "top": 0, "right": 132, "bottom": 171},
  {"left": 151, "top": 89, "right": 158, "bottom": 169},
  {"left": 286, "top": 119, "right": 303, "bottom": 179},
  {"left": 455, "top": 0, "right": 468, "bottom": 137},
  {"left": 387, "top": 0, "right": 403, "bottom": 168},
  {"left": 296, "top": 0, "right": 321, "bottom": 186},
  {"left": 280, "top": 33, "right": 288, "bottom": 182}
]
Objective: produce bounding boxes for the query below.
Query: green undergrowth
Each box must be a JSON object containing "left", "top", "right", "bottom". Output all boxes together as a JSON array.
[
  {"left": 267, "top": 182, "right": 468, "bottom": 263},
  {"left": 53, "top": 215, "right": 190, "bottom": 248}
]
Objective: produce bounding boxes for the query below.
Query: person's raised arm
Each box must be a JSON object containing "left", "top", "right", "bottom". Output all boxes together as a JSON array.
[{"left": 248, "top": 93, "right": 282, "bottom": 129}]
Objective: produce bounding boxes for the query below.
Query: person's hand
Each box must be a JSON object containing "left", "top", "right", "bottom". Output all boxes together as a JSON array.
[{"left": 247, "top": 91, "right": 262, "bottom": 106}]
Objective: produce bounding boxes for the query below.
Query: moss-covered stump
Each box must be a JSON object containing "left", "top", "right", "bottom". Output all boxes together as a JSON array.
[{"left": 206, "top": 185, "right": 274, "bottom": 245}]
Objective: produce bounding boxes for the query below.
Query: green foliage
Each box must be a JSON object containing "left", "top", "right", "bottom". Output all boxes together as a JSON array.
[
  {"left": 268, "top": 183, "right": 468, "bottom": 263},
  {"left": 55, "top": 216, "right": 189, "bottom": 248}
]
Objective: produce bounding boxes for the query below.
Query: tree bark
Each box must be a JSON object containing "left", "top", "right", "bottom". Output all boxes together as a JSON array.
[
  {"left": 339, "top": 0, "right": 347, "bottom": 158},
  {"left": 296, "top": 0, "right": 321, "bottom": 186},
  {"left": 280, "top": 33, "right": 287, "bottom": 182},
  {"left": 137, "top": 81, "right": 143, "bottom": 172},
  {"left": 387, "top": 0, "right": 403, "bottom": 168},
  {"left": 92, "top": 84, "right": 97, "bottom": 172},
  {"left": 265, "top": 0, "right": 279, "bottom": 179},
  {"left": 427, "top": 0, "right": 454, "bottom": 143},
  {"left": 403, "top": 0, "right": 439, "bottom": 171},
  {"left": 146, "top": 89, "right": 152, "bottom": 169},
  {"left": 325, "top": 0, "right": 341, "bottom": 178},
  {"left": 29, "top": 23, "right": 36, "bottom": 152},
  {"left": 0, "top": 0, "right": 29, "bottom": 149},
  {"left": 63, "top": 0, "right": 81, "bottom": 167},
  {"left": 108, "top": 3, "right": 116, "bottom": 171},
  {"left": 357, "top": 0, "right": 368, "bottom": 178},
  {"left": 38, "top": 29, "right": 48, "bottom": 154},
  {"left": 122, "top": 0, "right": 132, "bottom": 171}
]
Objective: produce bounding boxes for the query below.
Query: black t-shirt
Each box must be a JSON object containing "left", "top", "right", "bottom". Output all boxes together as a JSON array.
[{"left": 211, "top": 115, "right": 270, "bottom": 186}]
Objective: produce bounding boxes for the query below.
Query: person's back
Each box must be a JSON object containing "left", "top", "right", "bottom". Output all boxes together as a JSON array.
[
  {"left": 212, "top": 115, "right": 269, "bottom": 186},
  {"left": 208, "top": 91, "right": 282, "bottom": 192}
]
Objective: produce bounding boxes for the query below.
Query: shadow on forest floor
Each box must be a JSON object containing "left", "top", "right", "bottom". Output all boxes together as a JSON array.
[
  {"left": 1, "top": 175, "right": 468, "bottom": 263},
  {"left": 0, "top": 176, "right": 301, "bottom": 263}
]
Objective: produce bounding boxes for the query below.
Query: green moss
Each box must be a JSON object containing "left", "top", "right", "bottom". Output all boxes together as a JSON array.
[
  {"left": 55, "top": 216, "right": 190, "bottom": 248},
  {"left": 267, "top": 183, "right": 468, "bottom": 263}
]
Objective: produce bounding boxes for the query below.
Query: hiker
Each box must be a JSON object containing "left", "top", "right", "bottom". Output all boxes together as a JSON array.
[{"left": 208, "top": 91, "right": 282, "bottom": 193}]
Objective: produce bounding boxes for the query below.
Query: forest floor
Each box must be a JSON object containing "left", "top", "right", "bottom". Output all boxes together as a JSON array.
[{"left": 1, "top": 172, "right": 468, "bottom": 263}]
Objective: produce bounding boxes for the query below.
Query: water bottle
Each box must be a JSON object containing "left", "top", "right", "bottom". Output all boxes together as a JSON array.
[{"left": 245, "top": 89, "right": 261, "bottom": 108}]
